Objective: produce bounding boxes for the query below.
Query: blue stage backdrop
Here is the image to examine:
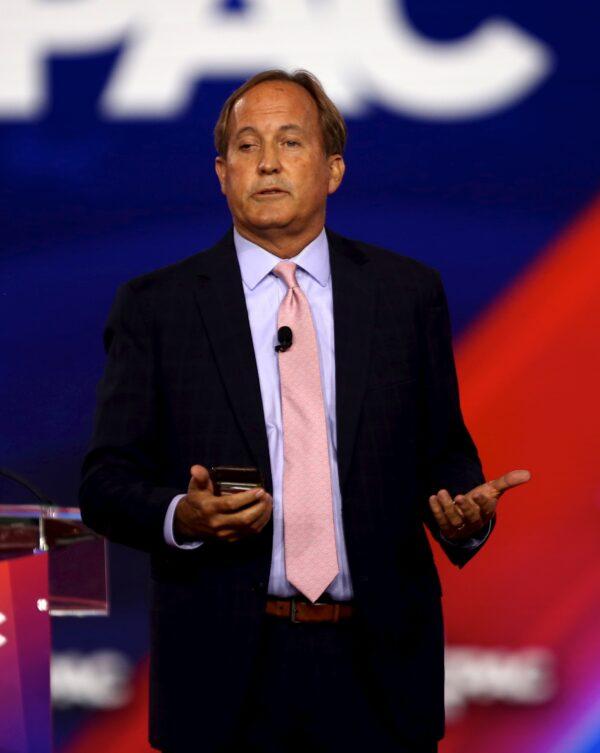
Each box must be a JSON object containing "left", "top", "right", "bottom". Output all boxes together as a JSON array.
[{"left": 1, "top": 2, "right": 599, "bottom": 751}]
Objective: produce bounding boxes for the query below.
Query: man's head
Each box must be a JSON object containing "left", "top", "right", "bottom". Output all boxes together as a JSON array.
[{"left": 214, "top": 70, "right": 346, "bottom": 257}]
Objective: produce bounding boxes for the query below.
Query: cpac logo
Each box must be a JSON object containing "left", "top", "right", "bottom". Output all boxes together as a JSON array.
[
  {"left": 0, "top": 0, "right": 553, "bottom": 121},
  {"left": 0, "top": 612, "right": 6, "bottom": 648},
  {"left": 445, "top": 646, "right": 555, "bottom": 719}
]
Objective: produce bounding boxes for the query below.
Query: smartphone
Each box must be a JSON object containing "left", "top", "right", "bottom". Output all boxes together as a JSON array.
[{"left": 208, "top": 465, "right": 263, "bottom": 496}]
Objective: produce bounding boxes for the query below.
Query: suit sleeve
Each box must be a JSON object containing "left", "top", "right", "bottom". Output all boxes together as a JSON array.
[
  {"left": 79, "top": 282, "right": 182, "bottom": 553},
  {"left": 419, "top": 270, "right": 494, "bottom": 566}
]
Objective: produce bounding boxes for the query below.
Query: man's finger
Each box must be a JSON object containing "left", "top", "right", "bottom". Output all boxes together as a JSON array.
[
  {"left": 455, "top": 495, "right": 483, "bottom": 525},
  {"left": 466, "top": 490, "right": 493, "bottom": 515},
  {"left": 214, "top": 488, "right": 266, "bottom": 514},
  {"left": 249, "top": 499, "right": 273, "bottom": 533},
  {"left": 429, "top": 495, "right": 450, "bottom": 530},
  {"left": 216, "top": 498, "right": 272, "bottom": 540},
  {"left": 429, "top": 494, "right": 471, "bottom": 540},
  {"left": 214, "top": 495, "right": 271, "bottom": 530},
  {"left": 437, "top": 489, "right": 464, "bottom": 528},
  {"left": 236, "top": 496, "right": 272, "bottom": 529},
  {"left": 490, "top": 469, "right": 531, "bottom": 494}
]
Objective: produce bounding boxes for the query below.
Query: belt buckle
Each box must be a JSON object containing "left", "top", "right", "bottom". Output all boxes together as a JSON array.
[
  {"left": 290, "top": 596, "right": 329, "bottom": 623},
  {"left": 290, "top": 596, "right": 300, "bottom": 623}
]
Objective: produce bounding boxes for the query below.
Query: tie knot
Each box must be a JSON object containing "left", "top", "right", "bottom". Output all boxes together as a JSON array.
[{"left": 273, "top": 261, "right": 298, "bottom": 289}]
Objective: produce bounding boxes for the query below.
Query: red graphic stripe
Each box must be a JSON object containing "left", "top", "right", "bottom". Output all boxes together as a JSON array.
[{"left": 439, "top": 197, "right": 600, "bottom": 752}]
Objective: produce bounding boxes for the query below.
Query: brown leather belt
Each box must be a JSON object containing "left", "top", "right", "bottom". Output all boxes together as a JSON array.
[{"left": 265, "top": 597, "right": 355, "bottom": 623}]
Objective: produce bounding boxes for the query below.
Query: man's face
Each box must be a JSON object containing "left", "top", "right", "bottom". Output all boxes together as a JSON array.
[{"left": 215, "top": 81, "right": 344, "bottom": 241}]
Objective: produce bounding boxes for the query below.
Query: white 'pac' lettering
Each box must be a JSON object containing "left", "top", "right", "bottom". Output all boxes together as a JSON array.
[
  {"left": 0, "top": 0, "right": 554, "bottom": 121},
  {"left": 0, "top": 0, "right": 133, "bottom": 116}
]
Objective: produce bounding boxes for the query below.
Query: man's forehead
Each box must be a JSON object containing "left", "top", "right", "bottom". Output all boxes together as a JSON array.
[{"left": 231, "top": 81, "right": 317, "bottom": 124}]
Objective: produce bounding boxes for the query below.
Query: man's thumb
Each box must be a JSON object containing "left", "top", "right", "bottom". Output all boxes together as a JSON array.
[
  {"left": 492, "top": 469, "right": 532, "bottom": 493},
  {"left": 189, "top": 464, "right": 212, "bottom": 491}
]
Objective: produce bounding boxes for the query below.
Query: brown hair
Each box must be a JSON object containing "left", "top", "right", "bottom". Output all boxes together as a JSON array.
[{"left": 214, "top": 69, "right": 347, "bottom": 158}]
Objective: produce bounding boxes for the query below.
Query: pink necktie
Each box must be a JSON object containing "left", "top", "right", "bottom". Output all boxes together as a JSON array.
[{"left": 273, "top": 261, "right": 339, "bottom": 603}]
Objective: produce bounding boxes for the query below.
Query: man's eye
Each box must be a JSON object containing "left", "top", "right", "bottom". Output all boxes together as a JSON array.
[
  {"left": 285, "top": 140, "right": 300, "bottom": 147},
  {"left": 239, "top": 143, "right": 255, "bottom": 151}
]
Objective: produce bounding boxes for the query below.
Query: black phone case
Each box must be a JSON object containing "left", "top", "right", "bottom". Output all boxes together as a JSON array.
[{"left": 208, "top": 465, "right": 263, "bottom": 496}]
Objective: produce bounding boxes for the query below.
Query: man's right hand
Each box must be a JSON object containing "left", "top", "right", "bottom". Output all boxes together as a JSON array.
[{"left": 174, "top": 464, "right": 273, "bottom": 544}]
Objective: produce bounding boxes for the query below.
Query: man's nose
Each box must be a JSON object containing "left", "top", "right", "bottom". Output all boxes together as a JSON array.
[{"left": 258, "top": 144, "right": 281, "bottom": 174}]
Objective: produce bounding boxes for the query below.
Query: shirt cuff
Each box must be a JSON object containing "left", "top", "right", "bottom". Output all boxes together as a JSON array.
[
  {"left": 441, "top": 518, "right": 493, "bottom": 549},
  {"left": 163, "top": 494, "right": 204, "bottom": 549}
]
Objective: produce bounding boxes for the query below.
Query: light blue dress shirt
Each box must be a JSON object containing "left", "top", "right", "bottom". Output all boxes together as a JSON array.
[
  {"left": 163, "top": 227, "right": 489, "bottom": 599},
  {"left": 165, "top": 227, "right": 354, "bottom": 599}
]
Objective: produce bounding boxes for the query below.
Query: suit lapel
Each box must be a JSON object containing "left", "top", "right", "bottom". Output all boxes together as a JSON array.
[
  {"left": 191, "top": 230, "right": 273, "bottom": 494},
  {"left": 327, "top": 229, "right": 376, "bottom": 495}
]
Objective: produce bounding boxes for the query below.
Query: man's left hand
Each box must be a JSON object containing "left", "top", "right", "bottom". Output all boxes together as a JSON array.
[{"left": 428, "top": 469, "right": 531, "bottom": 542}]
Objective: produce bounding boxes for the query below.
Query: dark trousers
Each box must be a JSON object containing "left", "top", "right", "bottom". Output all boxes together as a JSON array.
[{"left": 220, "top": 613, "right": 438, "bottom": 753}]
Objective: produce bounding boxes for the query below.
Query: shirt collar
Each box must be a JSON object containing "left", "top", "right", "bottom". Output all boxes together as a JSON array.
[{"left": 233, "top": 227, "right": 330, "bottom": 290}]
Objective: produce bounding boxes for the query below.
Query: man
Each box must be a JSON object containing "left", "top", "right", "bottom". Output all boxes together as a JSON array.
[{"left": 79, "top": 70, "right": 530, "bottom": 753}]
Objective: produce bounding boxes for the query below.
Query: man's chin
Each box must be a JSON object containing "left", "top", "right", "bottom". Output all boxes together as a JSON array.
[{"left": 243, "top": 213, "right": 294, "bottom": 231}]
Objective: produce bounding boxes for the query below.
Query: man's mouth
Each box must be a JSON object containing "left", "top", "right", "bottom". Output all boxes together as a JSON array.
[{"left": 255, "top": 188, "right": 288, "bottom": 196}]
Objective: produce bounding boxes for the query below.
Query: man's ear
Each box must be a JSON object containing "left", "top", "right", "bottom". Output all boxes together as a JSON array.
[
  {"left": 327, "top": 154, "right": 345, "bottom": 195},
  {"left": 215, "top": 156, "right": 227, "bottom": 195}
]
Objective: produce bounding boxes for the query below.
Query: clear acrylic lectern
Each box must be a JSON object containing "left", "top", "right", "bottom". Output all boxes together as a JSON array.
[{"left": 0, "top": 504, "right": 108, "bottom": 753}]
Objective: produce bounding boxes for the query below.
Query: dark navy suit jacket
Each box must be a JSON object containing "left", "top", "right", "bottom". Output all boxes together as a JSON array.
[{"left": 79, "top": 228, "right": 489, "bottom": 750}]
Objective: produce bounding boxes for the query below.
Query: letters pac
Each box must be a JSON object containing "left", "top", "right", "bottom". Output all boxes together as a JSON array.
[{"left": 0, "top": 0, "right": 553, "bottom": 121}]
